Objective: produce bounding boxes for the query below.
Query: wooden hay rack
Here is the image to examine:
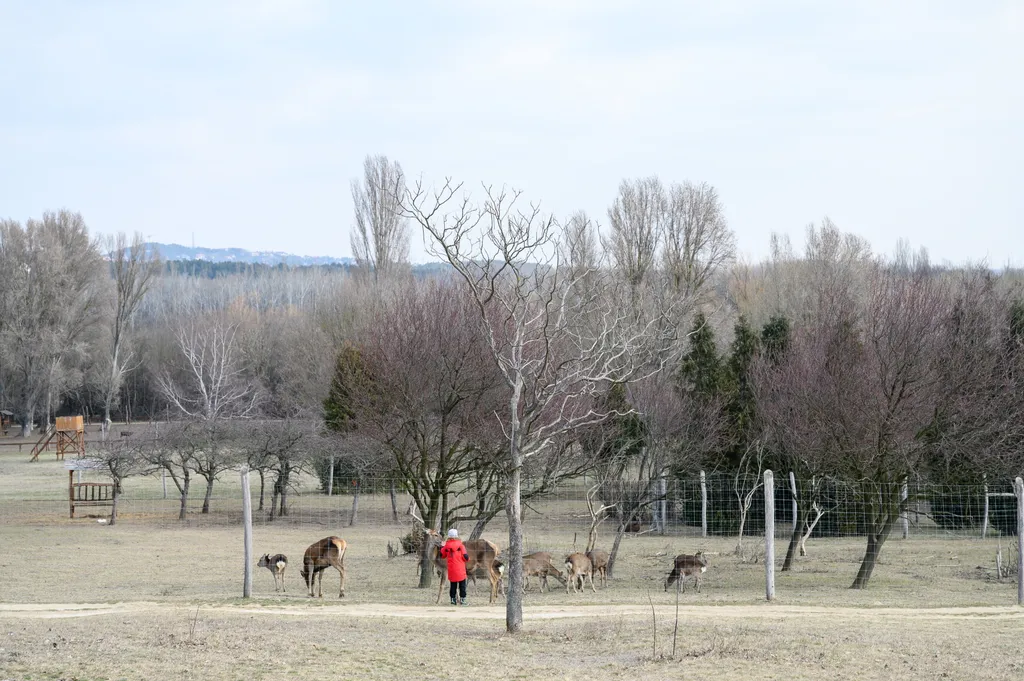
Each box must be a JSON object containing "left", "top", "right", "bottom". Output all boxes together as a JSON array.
[{"left": 66, "top": 458, "right": 114, "bottom": 519}]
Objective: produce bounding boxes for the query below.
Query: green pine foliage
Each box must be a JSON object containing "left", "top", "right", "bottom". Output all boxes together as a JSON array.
[
  {"left": 678, "top": 312, "right": 724, "bottom": 401},
  {"left": 595, "top": 382, "right": 647, "bottom": 465},
  {"left": 323, "top": 344, "right": 365, "bottom": 434}
]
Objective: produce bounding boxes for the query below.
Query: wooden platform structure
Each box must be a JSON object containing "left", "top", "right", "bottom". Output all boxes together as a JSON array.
[
  {"left": 29, "top": 415, "right": 85, "bottom": 462},
  {"left": 66, "top": 458, "right": 114, "bottom": 519}
]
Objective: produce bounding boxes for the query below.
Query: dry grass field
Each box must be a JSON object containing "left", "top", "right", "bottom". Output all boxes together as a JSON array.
[{"left": 2, "top": 447, "right": 1023, "bottom": 680}]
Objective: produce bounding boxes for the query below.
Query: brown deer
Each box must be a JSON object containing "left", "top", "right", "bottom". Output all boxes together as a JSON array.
[
  {"left": 665, "top": 551, "right": 708, "bottom": 593},
  {"left": 300, "top": 536, "right": 347, "bottom": 598},
  {"left": 564, "top": 552, "right": 597, "bottom": 594},
  {"left": 586, "top": 549, "right": 609, "bottom": 588},
  {"left": 257, "top": 553, "right": 288, "bottom": 593},
  {"left": 424, "top": 529, "right": 504, "bottom": 603},
  {"left": 522, "top": 551, "right": 566, "bottom": 593}
]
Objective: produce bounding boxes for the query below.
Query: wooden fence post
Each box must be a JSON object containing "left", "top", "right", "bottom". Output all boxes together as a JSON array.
[
  {"left": 700, "top": 470, "right": 707, "bottom": 538},
  {"left": 789, "top": 472, "right": 798, "bottom": 535},
  {"left": 161, "top": 469, "right": 167, "bottom": 500},
  {"left": 1015, "top": 477, "right": 1023, "bottom": 606},
  {"left": 765, "top": 470, "right": 775, "bottom": 602},
  {"left": 241, "top": 465, "right": 253, "bottom": 599},
  {"left": 900, "top": 483, "right": 909, "bottom": 539},
  {"left": 981, "top": 474, "right": 989, "bottom": 539},
  {"left": 659, "top": 471, "right": 667, "bottom": 535}
]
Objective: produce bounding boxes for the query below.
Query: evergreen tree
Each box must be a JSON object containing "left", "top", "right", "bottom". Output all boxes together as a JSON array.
[
  {"left": 319, "top": 344, "right": 368, "bottom": 493},
  {"left": 678, "top": 312, "right": 724, "bottom": 401},
  {"left": 760, "top": 314, "right": 791, "bottom": 364},
  {"left": 323, "top": 344, "right": 364, "bottom": 434},
  {"left": 594, "top": 382, "right": 647, "bottom": 466},
  {"left": 722, "top": 316, "right": 761, "bottom": 465}
]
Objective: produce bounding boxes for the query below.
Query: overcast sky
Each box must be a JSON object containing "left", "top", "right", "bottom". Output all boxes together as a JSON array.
[{"left": 1, "top": 1, "right": 1021, "bottom": 266}]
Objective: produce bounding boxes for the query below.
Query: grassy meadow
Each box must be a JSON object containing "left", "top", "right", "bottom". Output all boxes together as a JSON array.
[{"left": 1, "top": 443, "right": 1022, "bottom": 680}]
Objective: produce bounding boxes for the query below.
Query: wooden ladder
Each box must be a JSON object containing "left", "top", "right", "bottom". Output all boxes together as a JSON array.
[{"left": 28, "top": 427, "right": 56, "bottom": 462}]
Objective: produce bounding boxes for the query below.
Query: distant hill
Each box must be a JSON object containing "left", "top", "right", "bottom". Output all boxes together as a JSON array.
[{"left": 142, "top": 242, "right": 355, "bottom": 267}]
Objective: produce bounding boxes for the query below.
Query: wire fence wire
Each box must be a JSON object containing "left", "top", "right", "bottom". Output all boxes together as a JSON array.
[{"left": 3, "top": 467, "right": 1019, "bottom": 542}]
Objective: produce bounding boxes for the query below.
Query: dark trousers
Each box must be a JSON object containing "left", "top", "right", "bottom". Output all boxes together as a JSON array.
[{"left": 449, "top": 579, "right": 467, "bottom": 601}]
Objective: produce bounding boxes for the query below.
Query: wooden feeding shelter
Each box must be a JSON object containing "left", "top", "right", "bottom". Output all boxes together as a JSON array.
[
  {"left": 0, "top": 409, "right": 13, "bottom": 436},
  {"left": 66, "top": 458, "right": 114, "bottom": 519},
  {"left": 29, "top": 415, "right": 85, "bottom": 462}
]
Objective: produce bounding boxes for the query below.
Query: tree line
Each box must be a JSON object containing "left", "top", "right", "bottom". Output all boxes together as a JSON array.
[{"left": 3, "top": 155, "right": 1023, "bottom": 631}]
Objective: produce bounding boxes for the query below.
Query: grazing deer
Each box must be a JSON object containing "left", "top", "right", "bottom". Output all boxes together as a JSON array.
[
  {"left": 564, "top": 552, "right": 597, "bottom": 594},
  {"left": 300, "top": 536, "right": 347, "bottom": 598},
  {"left": 257, "top": 553, "right": 288, "bottom": 593},
  {"left": 665, "top": 551, "right": 708, "bottom": 593},
  {"left": 424, "top": 529, "right": 504, "bottom": 603},
  {"left": 586, "top": 549, "right": 609, "bottom": 588},
  {"left": 522, "top": 551, "right": 567, "bottom": 593}
]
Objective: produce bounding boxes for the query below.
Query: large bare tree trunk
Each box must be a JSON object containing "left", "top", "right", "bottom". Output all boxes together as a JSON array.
[
  {"left": 418, "top": 546, "right": 435, "bottom": 589},
  {"left": 20, "top": 405, "right": 34, "bottom": 438},
  {"left": 348, "top": 482, "right": 360, "bottom": 526},
  {"left": 417, "top": 498, "right": 442, "bottom": 588},
  {"left": 178, "top": 470, "right": 190, "bottom": 521},
  {"left": 505, "top": 457, "right": 524, "bottom": 633},
  {"left": 390, "top": 480, "right": 399, "bottom": 523},
  {"left": 606, "top": 521, "right": 627, "bottom": 579},
  {"left": 851, "top": 531, "right": 887, "bottom": 589},
  {"left": 781, "top": 503, "right": 802, "bottom": 571},
  {"left": 202, "top": 476, "right": 214, "bottom": 514},
  {"left": 109, "top": 487, "right": 120, "bottom": 526}
]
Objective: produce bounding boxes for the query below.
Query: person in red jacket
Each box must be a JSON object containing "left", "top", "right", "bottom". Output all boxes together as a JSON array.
[{"left": 440, "top": 528, "right": 470, "bottom": 606}]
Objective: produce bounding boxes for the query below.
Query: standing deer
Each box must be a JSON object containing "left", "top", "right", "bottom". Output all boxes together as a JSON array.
[
  {"left": 586, "top": 549, "right": 609, "bottom": 588},
  {"left": 665, "top": 551, "right": 708, "bottom": 593},
  {"left": 257, "top": 553, "right": 288, "bottom": 593},
  {"left": 424, "top": 529, "right": 504, "bottom": 603},
  {"left": 300, "top": 536, "right": 347, "bottom": 598},
  {"left": 522, "top": 551, "right": 567, "bottom": 593},
  {"left": 564, "top": 552, "right": 597, "bottom": 594}
]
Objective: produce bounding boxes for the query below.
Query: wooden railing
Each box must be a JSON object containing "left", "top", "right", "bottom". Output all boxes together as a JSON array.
[{"left": 69, "top": 477, "right": 115, "bottom": 518}]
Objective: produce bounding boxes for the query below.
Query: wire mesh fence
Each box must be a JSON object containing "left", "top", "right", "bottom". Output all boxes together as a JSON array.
[{"left": 3, "top": 466, "right": 1019, "bottom": 542}]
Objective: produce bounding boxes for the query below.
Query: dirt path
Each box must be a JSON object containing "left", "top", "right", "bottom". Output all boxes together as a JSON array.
[{"left": 2, "top": 601, "right": 1022, "bottom": 621}]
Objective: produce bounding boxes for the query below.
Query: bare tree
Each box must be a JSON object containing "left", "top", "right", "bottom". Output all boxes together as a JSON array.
[
  {"left": 245, "top": 419, "right": 308, "bottom": 520},
  {"left": 158, "top": 317, "right": 262, "bottom": 421},
  {"left": 350, "top": 154, "right": 410, "bottom": 282},
  {"left": 762, "top": 248, "right": 950, "bottom": 588},
  {"left": 662, "top": 181, "right": 736, "bottom": 298},
  {"left": 732, "top": 439, "right": 767, "bottom": 554},
  {"left": 588, "top": 375, "right": 692, "bottom": 578},
  {"left": 0, "top": 211, "right": 104, "bottom": 436},
  {"left": 560, "top": 210, "right": 600, "bottom": 290},
  {"left": 145, "top": 422, "right": 199, "bottom": 520},
  {"left": 403, "top": 178, "right": 680, "bottom": 632},
  {"left": 158, "top": 315, "right": 261, "bottom": 512},
  {"left": 604, "top": 176, "right": 666, "bottom": 290},
  {"left": 93, "top": 433, "right": 146, "bottom": 525},
  {"left": 99, "top": 232, "right": 160, "bottom": 434},
  {"left": 348, "top": 278, "right": 504, "bottom": 585}
]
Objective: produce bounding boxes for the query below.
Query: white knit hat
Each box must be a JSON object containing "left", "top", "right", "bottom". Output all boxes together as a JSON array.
[{"left": 447, "top": 528, "right": 459, "bottom": 539}]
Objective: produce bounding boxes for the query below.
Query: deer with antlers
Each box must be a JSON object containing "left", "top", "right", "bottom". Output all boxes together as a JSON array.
[
  {"left": 422, "top": 528, "right": 504, "bottom": 603},
  {"left": 406, "top": 503, "right": 504, "bottom": 603}
]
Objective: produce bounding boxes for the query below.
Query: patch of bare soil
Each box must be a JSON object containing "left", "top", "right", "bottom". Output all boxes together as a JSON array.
[{"left": 3, "top": 600, "right": 1022, "bottom": 621}]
